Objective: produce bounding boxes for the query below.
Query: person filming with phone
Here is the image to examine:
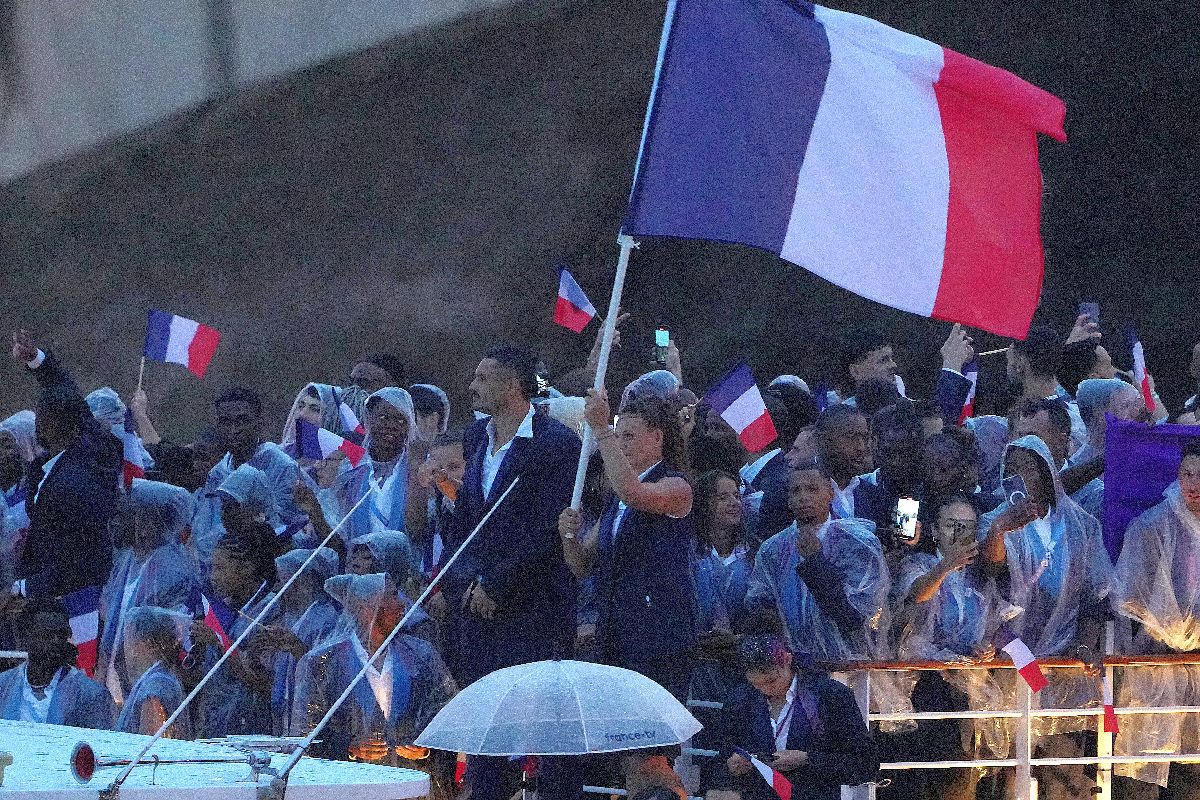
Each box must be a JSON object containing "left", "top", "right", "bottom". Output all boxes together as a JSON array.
[{"left": 978, "top": 435, "right": 1113, "bottom": 800}]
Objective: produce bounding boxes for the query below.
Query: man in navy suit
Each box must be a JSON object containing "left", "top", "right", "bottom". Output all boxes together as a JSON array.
[
  {"left": 2, "top": 330, "right": 119, "bottom": 608},
  {"left": 442, "top": 344, "right": 581, "bottom": 800}
]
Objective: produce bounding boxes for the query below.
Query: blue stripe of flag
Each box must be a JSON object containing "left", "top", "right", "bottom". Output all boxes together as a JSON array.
[
  {"left": 296, "top": 420, "right": 325, "bottom": 460},
  {"left": 625, "top": 0, "right": 831, "bottom": 252},
  {"left": 63, "top": 585, "right": 100, "bottom": 616},
  {"left": 706, "top": 363, "right": 757, "bottom": 415},
  {"left": 144, "top": 309, "right": 174, "bottom": 361}
]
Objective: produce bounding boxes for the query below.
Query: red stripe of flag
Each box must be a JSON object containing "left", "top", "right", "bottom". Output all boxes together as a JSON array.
[{"left": 186, "top": 323, "right": 221, "bottom": 378}]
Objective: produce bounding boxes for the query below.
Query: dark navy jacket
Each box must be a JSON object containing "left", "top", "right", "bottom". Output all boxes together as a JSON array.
[
  {"left": 594, "top": 462, "right": 697, "bottom": 664},
  {"left": 19, "top": 353, "right": 120, "bottom": 598},
  {"left": 443, "top": 411, "right": 580, "bottom": 685},
  {"left": 750, "top": 450, "right": 794, "bottom": 544},
  {"left": 712, "top": 673, "right": 879, "bottom": 800}
]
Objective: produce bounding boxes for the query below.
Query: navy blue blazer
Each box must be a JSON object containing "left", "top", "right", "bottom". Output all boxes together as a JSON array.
[
  {"left": 594, "top": 462, "right": 697, "bottom": 663},
  {"left": 443, "top": 410, "right": 580, "bottom": 685},
  {"left": 19, "top": 353, "right": 120, "bottom": 598},
  {"left": 712, "top": 674, "right": 879, "bottom": 800}
]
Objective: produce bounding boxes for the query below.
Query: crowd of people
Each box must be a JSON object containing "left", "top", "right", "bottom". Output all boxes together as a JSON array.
[{"left": 1, "top": 312, "right": 1199, "bottom": 800}]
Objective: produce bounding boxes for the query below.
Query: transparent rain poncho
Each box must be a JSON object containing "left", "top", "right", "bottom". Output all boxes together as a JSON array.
[
  {"left": 98, "top": 479, "right": 200, "bottom": 704},
  {"left": 86, "top": 388, "right": 154, "bottom": 472},
  {"left": 975, "top": 435, "right": 1113, "bottom": 740},
  {"left": 346, "top": 531, "right": 433, "bottom": 642},
  {"left": 320, "top": 388, "right": 417, "bottom": 543},
  {"left": 280, "top": 383, "right": 344, "bottom": 451},
  {"left": 619, "top": 370, "right": 681, "bottom": 411},
  {"left": 0, "top": 660, "right": 114, "bottom": 729},
  {"left": 270, "top": 546, "right": 342, "bottom": 735},
  {"left": 893, "top": 553, "right": 1020, "bottom": 756},
  {"left": 115, "top": 605, "right": 193, "bottom": 738},
  {"left": 1112, "top": 482, "right": 1200, "bottom": 786},
  {"left": 289, "top": 572, "right": 457, "bottom": 765},
  {"left": 745, "top": 518, "right": 912, "bottom": 728},
  {"left": 1, "top": 411, "right": 38, "bottom": 587}
]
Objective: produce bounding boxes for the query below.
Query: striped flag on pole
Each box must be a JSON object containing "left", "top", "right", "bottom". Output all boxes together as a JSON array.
[
  {"left": 736, "top": 749, "right": 792, "bottom": 799},
  {"left": 553, "top": 267, "right": 598, "bottom": 333},
  {"left": 1102, "top": 674, "right": 1119, "bottom": 734},
  {"left": 1128, "top": 329, "right": 1155, "bottom": 412},
  {"left": 1002, "top": 636, "right": 1048, "bottom": 693},
  {"left": 297, "top": 420, "right": 366, "bottom": 467},
  {"left": 144, "top": 310, "right": 221, "bottom": 379},
  {"left": 705, "top": 364, "right": 778, "bottom": 452},
  {"left": 63, "top": 585, "right": 100, "bottom": 677},
  {"left": 959, "top": 358, "right": 979, "bottom": 423}
]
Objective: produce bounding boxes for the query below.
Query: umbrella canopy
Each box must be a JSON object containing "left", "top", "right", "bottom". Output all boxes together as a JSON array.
[{"left": 414, "top": 659, "right": 702, "bottom": 756}]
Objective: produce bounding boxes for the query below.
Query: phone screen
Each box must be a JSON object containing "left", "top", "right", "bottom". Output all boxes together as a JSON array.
[
  {"left": 1002, "top": 474, "right": 1029, "bottom": 506},
  {"left": 1078, "top": 301, "right": 1100, "bottom": 326},
  {"left": 655, "top": 327, "right": 670, "bottom": 347},
  {"left": 894, "top": 497, "right": 920, "bottom": 540}
]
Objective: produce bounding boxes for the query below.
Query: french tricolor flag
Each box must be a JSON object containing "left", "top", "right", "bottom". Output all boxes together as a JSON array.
[
  {"left": 706, "top": 364, "right": 778, "bottom": 453},
  {"left": 297, "top": 420, "right": 366, "bottom": 467},
  {"left": 1002, "top": 636, "right": 1049, "bottom": 693},
  {"left": 625, "top": 1, "right": 1066, "bottom": 338},
  {"left": 189, "top": 588, "right": 235, "bottom": 651},
  {"left": 121, "top": 410, "right": 146, "bottom": 490},
  {"left": 736, "top": 749, "right": 792, "bottom": 800},
  {"left": 63, "top": 585, "right": 100, "bottom": 677},
  {"left": 959, "top": 359, "right": 979, "bottom": 424},
  {"left": 1128, "top": 329, "right": 1155, "bottom": 412},
  {"left": 1102, "top": 674, "right": 1119, "bottom": 734},
  {"left": 553, "top": 267, "right": 597, "bottom": 333},
  {"left": 144, "top": 310, "right": 221, "bottom": 379},
  {"left": 333, "top": 387, "right": 365, "bottom": 437}
]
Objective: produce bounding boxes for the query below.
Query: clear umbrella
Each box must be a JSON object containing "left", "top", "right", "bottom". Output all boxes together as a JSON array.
[{"left": 414, "top": 659, "right": 702, "bottom": 756}]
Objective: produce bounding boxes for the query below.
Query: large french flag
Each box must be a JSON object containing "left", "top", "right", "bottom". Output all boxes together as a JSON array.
[
  {"left": 706, "top": 364, "right": 778, "bottom": 452},
  {"left": 553, "top": 267, "right": 597, "bottom": 333},
  {"left": 625, "top": 1, "right": 1067, "bottom": 338},
  {"left": 144, "top": 309, "right": 221, "bottom": 379},
  {"left": 296, "top": 420, "right": 366, "bottom": 467},
  {"left": 63, "top": 585, "right": 100, "bottom": 677}
]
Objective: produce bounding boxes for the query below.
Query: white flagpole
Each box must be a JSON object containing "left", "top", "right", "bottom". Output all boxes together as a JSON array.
[{"left": 570, "top": 233, "right": 637, "bottom": 510}]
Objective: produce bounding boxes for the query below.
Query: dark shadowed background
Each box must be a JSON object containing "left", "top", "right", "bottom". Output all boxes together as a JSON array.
[{"left": 1, "top": 0, "right": 1196, "bottom": 438}]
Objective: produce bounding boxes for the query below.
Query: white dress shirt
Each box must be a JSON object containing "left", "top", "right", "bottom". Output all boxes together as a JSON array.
[{"left": 481, "top": 404, "right": 535, "bottom": 497}]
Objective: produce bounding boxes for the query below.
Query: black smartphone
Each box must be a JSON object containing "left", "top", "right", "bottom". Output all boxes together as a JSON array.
[
  {"left": 1078, "top": 301, "right": 1100, "bottom": 327},
  {"left": 1002, "top": 474, "right": 1030, "bottom": 506},
  {"left": 654, "top": 326, "right": 670, "bottom": 364}
]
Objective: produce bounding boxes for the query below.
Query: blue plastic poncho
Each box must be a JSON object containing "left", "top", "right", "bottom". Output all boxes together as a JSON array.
[
  {"left": 116, "top": 606, "right": 192, "bottom": 738},
  {"left": 0, "top": 662, "right": 114, "bottom": 729}
]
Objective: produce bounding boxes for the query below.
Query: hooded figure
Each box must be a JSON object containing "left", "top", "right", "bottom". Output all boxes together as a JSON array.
[
  {"left": 115, "top": 605, "right": 192, "bottom": 738},
  {"left": 290, "top": 573, "right": 457, "bottom": 770},
  {"left": 978, "top": 435, "right": 1112, "bottom": 740},
  {"left": 320, "top": 388, "right": 417, "bottom": 543},
  {"left": 1112, "top": 466, "right": 1200, "bottom": 790},
  {"left": 0, "top": 411, "right": 38, "bottom": 593},
  {"left": 280, "top": 383, "right": 344, "bottom": 453},
  {"left": 86, "top": 388, "right": 154, "bottom": 473},
  {"left": 345, "top": 531, "right": 434, "bottom": 643},
  {"left": 98, "top": 479, "right": 199, "bottom": 703},
  {"left": 269, "top": 546, "right": 342, "bottom": 735}
]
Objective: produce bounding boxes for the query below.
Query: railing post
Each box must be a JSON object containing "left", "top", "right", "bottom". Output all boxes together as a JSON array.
[
  {"left": 846, "top": 669, "right": 874, "bottom": 800},
  {"left": 1016, "top": 680, "right": 1034, "bottom": 800},
  {"left": 1097, "top": 623, "right": 1115, "bottom": 800}
]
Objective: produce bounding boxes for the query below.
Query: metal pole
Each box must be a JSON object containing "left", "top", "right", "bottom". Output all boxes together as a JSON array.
[
  {"left": 570, "top": 234, "right": 637, "bottom": 510},
  {"left": 848, "top": 670, "right": 874, "bottom": 800},
  {"left": 103, "top": 485, "right": 378, "bottom": 796},
  {"left": 1016, "top": 682, "right": 1034, "bottom": 800},
  {"left": 276, "top": 476, "right": 523, "bottom": 781},
  {"left": 1097, "top": 623, "right": 1115, "bottom": 800}
]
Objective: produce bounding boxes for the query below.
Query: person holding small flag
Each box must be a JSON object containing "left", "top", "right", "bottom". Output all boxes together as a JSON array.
[
  {"left": 708, "top": 632, "right": 878, "bottom": 800},
  {"left": 558, "top": 391, "right": 696, "bottom": 699},
  {"left": 1111, "top": 442, "right": 1200, "bottom": 798},
  {"left": 280, "top": 383, "right": 350, "bottom": 459}
]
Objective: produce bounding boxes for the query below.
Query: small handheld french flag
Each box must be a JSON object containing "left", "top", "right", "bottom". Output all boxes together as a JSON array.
[
  {"left": 333, "top": 387, "right": 365, "bottom": 437},
  {"left": 63, "top": 585, "right": 100, "bottom": 677},
  {"left": 188, "top": 588, "right": 235, "bottom": 651},
  {"left": 959, "top": 359, "right": 979, "bottom": 424},
  {"left": 1001, "top": 635, "right": 1049, "bottom": 693},
  {"left": 705, "top": 364, "right": 778, "bottom": 453},
  {"left": 553, "top": 267, "right": 597, "bottom": 333},
  {"left": 1102, "top": 674, "right": 1119, "bottom": 734},
  {"left": 121, "top": 410, "right": 146, "bottom": 491},
  {"left": 735, "top": 748, "right": 792, "bottom": 800},
  {"left": 144, "top": 310, "right": 221, "bottom": 379},
  {"left": 297, "top": 420, "right": 366, "bottom": 467},
  {"left": 1127, "top": 329, "right": 1155, "bottom": 412}
]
